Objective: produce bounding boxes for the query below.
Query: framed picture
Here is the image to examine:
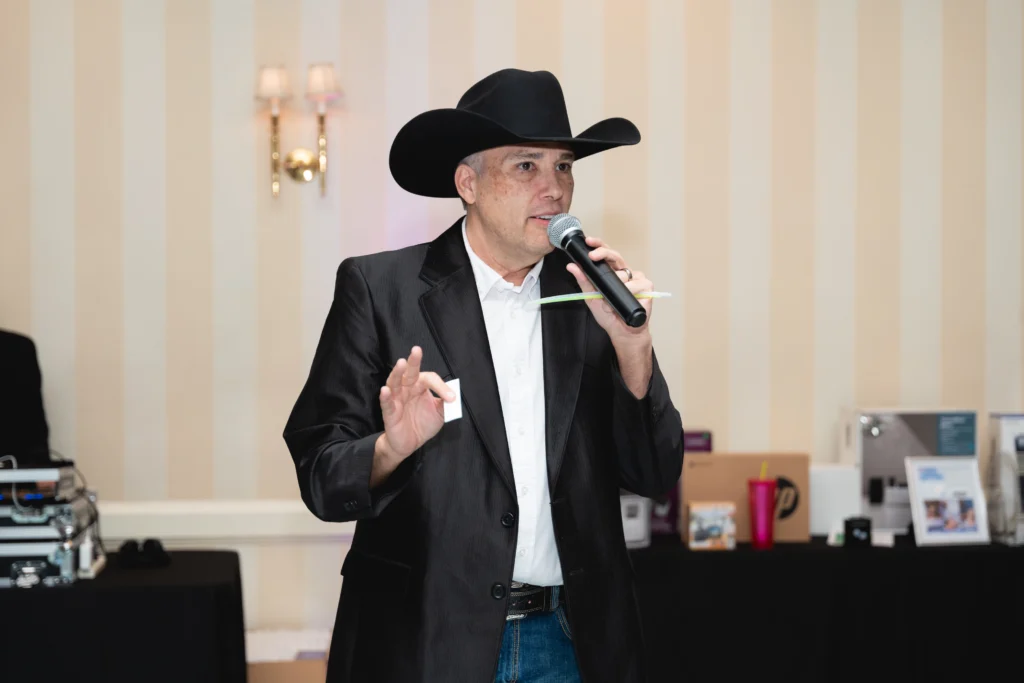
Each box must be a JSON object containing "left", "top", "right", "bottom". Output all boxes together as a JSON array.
[
  {"left": 905, "top": 456, "right": 989, "bottom": 546},
  {"left": 687, "top": 501, "right": 736, "bottom": 551}
]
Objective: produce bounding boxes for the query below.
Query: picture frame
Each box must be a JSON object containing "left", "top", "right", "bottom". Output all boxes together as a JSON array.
[
  {"left": 905, "top": 456, "right": 989, "bottom": 546},
  {"left": 687, "top": 501, "right": 736, "bottom": 551}
]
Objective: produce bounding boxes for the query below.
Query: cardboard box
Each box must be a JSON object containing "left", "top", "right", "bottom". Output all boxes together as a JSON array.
[
  {"left": 245, "top": 628, "right": 330, "bottom": 683},
  {"left": 248, "top": 660, "right": 327, "bottom": 683},
  {"left": 681, "top": 452, "right": 810, "bottom": 543}
]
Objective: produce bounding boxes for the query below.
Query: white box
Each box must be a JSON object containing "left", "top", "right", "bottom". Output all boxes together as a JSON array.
[
  {"left": 838, "top": 407, "right": 977, "bottom": 534},
  {"left": 809, "top": 463, "right": 860, "bottom": 536},
  {"left": 620, "top": 495, "right": 651, "bottom": 549},
  {"left": 988, "top": 413, "right": 1024, "bottom": 544}
]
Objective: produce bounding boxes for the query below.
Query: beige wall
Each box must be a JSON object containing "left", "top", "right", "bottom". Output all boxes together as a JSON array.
[
  {"left": 1, "top": 0, "right": 1023, "bottom": 633},
  {"left": 1, "top": 0, "right": 1023, "bottom": 499}
]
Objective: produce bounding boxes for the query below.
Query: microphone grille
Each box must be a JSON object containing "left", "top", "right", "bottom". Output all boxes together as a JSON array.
[{"left": 547, "top": 213, "right": 581, "bottom": 249}]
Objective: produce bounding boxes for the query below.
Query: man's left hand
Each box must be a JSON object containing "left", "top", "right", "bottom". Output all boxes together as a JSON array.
[{"left": 565, "top": 236, "right": 654, "bottom": 398}]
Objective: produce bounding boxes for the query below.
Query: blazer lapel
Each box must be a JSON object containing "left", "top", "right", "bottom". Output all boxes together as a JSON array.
[
  {"left": 419, "top": 221, "right": 516, "bottom": 496},
  {"left": 539, "top": 251, "right": 587, "bottom": 491}
]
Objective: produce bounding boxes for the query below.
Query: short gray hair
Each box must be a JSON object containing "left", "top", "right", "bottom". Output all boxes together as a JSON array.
[{"left": 457, "top": 152, "right": 485, "bottom": 210}]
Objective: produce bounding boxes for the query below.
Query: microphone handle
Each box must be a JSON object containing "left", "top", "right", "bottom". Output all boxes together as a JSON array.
[{"left": 562, "top": 233, "right": 648, "bottom": 328}]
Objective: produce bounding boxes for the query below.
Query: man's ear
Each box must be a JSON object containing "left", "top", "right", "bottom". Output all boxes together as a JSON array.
[{"left": 454, "top": 163, "right": 477, "bottom": 207}]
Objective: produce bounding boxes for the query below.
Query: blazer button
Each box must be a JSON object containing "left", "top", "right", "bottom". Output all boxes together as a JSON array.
[
  {"left": 501, "top": 512, "right": 516, "bottom": 528},
  {"left": 491, "top": 583, "right": 506, "bottom": 600}
]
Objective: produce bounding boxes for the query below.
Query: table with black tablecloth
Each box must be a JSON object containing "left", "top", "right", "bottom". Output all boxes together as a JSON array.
[
  {"left": 630, "top": 535, "right": 1024, "bottom": 682},
  {"left": 0, "top": 550, "right": 247, "bottom": 683}
]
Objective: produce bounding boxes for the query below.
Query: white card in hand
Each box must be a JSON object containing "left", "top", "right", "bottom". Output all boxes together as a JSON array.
[{"left": 444, "top": 378, "right": 462, "bottom": 423}]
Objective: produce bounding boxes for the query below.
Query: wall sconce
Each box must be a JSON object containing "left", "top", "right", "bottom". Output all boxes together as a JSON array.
[
  {"left": 255, "top": 66, "right": 290, "bottom": 197},
  {"left": 255, "top": 63, "right": 342, "bottom": 198}
]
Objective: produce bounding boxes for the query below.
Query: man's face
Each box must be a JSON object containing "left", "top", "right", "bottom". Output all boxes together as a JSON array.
[{"left": 467, "top": 143, "right": 575, "bottom": 263}]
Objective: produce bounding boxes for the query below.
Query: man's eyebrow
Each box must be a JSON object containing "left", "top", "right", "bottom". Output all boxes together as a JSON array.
[{"left": 504, "top": 150, "right": 577, "bottom": 161}]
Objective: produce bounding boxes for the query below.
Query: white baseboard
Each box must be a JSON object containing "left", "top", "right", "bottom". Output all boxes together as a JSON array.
[{"left": 96, "top": 499, "right": 356, "bottom": 544}]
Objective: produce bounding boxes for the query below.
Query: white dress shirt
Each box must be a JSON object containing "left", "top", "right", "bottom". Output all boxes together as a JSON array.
[{"left": 461, "top": 220, "right": 563, "bottom": 587}]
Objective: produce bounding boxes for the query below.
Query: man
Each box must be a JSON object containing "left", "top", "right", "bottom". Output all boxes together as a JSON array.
[
  {"left": 0, "top": 328, "right": 51, "bottom": 467},
  {"left": 284, "top": 69, "right": 683, "bottom": 682}
]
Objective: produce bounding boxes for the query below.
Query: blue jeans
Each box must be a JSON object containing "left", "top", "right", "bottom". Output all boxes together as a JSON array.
[{"left": 494, "top": 589, "right": 581, "bottom": 683}]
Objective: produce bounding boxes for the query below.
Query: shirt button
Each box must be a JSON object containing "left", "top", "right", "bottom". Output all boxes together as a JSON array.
[
  {"left": 518, "top": 548, "right": 527, "bottom": 558},
  {"left": 518, "top": 426, "right": 525, "bottom": 436},
  {"left": 491, "top": 583, "right": 506, "bottom": 600},
  {"left": 520, "top": 486, "right": 529, "bottom": 496},
  {"left": 501, "top": 512, "right": 516, "bottom": 528}
]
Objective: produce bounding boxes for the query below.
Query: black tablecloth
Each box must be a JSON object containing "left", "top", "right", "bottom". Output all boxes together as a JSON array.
[
  {"left": 631, "top": 535, "right": 1024, "bottom": 682},
  {"left": 0, "top": 550, "right": 247, "bottom": 683}
]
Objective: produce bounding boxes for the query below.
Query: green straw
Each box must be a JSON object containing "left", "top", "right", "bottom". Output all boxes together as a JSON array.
[{"left": 531, "top": 291, "right": 673, "bottom": 306}]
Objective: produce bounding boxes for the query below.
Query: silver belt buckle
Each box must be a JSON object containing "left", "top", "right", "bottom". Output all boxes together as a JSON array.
[
  {"left": 506, "top": 581, "right": 541, "bottom": 620},
  {"left": 506, "top": 581, "right": 525, "bottom": 620}
]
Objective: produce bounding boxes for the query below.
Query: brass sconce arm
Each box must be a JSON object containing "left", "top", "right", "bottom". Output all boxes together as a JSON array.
[
  {"left": 256, "top": 63, "right": 341, "bottom": 198},
  {"left": 271, "top": 110, "right": 281, "bottom": 197},
  {"left": 317, "top": 111, "right": 327, "bottom": 196}
]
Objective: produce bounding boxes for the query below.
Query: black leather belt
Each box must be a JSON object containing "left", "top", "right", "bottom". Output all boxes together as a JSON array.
[{"left": 505, "top": 582, "right": 565, "bottom": 621}]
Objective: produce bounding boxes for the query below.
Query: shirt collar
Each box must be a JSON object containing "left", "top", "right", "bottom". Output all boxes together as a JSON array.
[{"left": 461, "top": 217, "right": 544, "bottom": 301}]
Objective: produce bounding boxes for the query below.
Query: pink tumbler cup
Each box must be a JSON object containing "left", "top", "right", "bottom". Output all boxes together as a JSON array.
[{"left": 748, "top": 478, "right": 777, "bottom": 550}]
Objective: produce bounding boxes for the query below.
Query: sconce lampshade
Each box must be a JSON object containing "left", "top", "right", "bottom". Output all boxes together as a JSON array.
[
  {"left": 306, "top": 63, "right": 342, "bottom": 105},
  {"left": 256, "top": 66, "right": 292, "bottom": 103}
]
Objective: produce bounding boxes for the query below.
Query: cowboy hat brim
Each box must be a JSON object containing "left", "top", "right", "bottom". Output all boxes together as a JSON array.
[{"left": 388, "top": 108, "right": 641, "bottom": 198}]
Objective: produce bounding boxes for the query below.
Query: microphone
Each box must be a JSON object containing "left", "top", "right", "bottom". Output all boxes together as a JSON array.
[{"left": 547, "top": 213, "right": 647, "bottom": 328}]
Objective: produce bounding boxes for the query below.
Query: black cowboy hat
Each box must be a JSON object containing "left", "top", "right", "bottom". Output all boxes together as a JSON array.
[{"left": 388, "top": 68, "right": 641, "bottom": 198}]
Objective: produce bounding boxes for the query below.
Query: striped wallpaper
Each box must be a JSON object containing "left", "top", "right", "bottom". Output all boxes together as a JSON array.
[{"left": 1, "top": 0, "right": 1023, "bottom": 507}]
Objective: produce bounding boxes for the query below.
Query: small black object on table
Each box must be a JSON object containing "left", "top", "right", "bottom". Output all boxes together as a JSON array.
[{"left": 0, "top": 549, "right": 247, "bottom": 683}]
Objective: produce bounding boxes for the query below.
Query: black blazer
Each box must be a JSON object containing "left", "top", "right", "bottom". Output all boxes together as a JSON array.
[
  {"left": 284, "top": 219, "right": 683, "bottom": 683},
  {"left": 0, "top": 329, "right": 51, "bottom": 466}
]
